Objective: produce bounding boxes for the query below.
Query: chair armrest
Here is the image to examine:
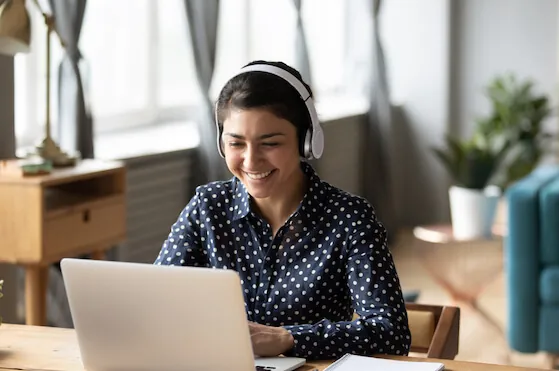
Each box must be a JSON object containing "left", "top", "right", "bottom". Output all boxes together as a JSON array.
[
  {"left": 427, "top": 306, "right": 460, "bottom": 360},
  {"left": 406, "top": 303, "right": 460, "bottom": 360}
]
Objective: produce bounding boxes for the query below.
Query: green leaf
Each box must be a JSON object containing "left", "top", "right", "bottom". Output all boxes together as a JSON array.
[{"left": 432, "top": 147, "right": 459, "bottom": 181}]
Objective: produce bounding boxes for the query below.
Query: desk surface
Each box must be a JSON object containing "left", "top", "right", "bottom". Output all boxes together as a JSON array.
[{"left": 0, "top": 324, "right": 545, "bottom": 371}]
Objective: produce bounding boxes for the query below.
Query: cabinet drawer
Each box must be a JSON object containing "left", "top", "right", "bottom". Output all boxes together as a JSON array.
[{"left": 43, "top": 196, "right": 126, "bottom": 259}]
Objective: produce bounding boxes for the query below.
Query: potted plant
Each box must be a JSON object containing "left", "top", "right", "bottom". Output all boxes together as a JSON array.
[
  {"left": 434, "top": 73, "right": 553, "bottom": 239},
  {"left": 475, "top": 74, "right": 552, "bottom": 232},
  {"left": 476, "top": 74, "right": 552, "bottom": 190},
  {"left": 433, "top": 133, "right": 508, "bottom": 240}
]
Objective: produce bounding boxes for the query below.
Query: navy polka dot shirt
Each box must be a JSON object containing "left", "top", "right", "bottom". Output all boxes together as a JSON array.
[{"left": 154, "top": 161, "right": 411, "bottom": 360}]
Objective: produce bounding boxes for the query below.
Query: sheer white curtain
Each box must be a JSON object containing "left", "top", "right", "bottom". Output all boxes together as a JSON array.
[
  {"left": 364, "top": 0, "right": 396, "bottom": 235},
  {"left": 184, "top": 0, "right": 229, "bottom": 183}
]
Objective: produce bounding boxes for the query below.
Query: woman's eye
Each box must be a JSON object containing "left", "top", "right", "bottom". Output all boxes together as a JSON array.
[
  {"left": 228, "top": 142, "right": 243, "bottom": 148},
  {"left": 262, "top": 142, "right": 279, "bottom": 147}
]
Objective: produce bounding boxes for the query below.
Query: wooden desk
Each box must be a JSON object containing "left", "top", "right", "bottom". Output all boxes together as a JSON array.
[
  {"left": 0, "top": 324, "right": 546, "bottom": 371},
  {"left": 0, "top": 160, "right": 127, "bottom": 326}
]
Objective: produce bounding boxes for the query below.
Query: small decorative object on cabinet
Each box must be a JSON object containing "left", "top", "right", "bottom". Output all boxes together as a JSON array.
[{"left": 0, "top": 159, "right": 127, "bottom": 326}]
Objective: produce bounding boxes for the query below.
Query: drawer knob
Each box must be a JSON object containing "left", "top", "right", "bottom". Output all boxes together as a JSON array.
[{"left": 83, "top": 210, "right": 90, "bottom": 223}]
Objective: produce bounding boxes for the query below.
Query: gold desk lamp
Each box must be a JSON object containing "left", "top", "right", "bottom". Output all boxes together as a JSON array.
[{"left": 0, "top": 0, "right": 76, "bottom": 167}]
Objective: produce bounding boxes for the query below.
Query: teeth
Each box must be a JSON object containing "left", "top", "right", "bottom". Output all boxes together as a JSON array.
[{"left": 246, "top": 171, "right": 272, "bottom": 180}]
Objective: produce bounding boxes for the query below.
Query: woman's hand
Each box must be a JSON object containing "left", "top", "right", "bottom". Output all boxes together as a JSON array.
[{"left": 248, "top": 321, "right": 295, "bottom": 357}]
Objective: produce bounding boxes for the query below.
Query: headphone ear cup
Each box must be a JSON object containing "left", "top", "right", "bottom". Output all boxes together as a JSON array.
[
  {"left": 214, "top": 101, "right": 225, "bottom": 158},
  {"left": 303, "top": 129, "right": 313, "bottom": 160},
  {"left": 311, "top": 125, "right": 324, "bottom": 159},
  {"left": 216, "top": 128, "right": 225, "bottom": 158}
]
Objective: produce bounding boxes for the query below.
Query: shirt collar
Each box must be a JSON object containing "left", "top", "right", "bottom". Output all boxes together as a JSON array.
[
  {"left": 231, "top": 177, "right": 252, "bottom": 221},
  {"left": 231, "top": 161, "right": 326, "bottom": 221}
]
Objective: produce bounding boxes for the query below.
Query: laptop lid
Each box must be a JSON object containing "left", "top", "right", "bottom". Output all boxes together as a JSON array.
[{"left": 60, "top": 258, "right": 256, "bottom": 371}]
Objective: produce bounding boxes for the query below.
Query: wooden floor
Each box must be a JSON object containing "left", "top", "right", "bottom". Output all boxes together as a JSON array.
[{"left": 392, "top": 229, "right": 553, "bottom": 370}]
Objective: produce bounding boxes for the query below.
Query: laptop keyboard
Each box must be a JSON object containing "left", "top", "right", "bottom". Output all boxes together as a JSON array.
[{"left": 255, "top": 367, "right": 276, "bottom": 370}]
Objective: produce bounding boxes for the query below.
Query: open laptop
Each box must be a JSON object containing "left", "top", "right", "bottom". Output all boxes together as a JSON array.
[{"left": 60, "top": 258, "right": 306, "bottom": 371}]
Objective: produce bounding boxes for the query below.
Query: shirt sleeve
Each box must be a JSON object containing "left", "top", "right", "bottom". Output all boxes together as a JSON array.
[
  {"left": 282, "top": 217, "right": 411, "bottom": 360},
  {"left": 153, "top": 189, "right": 207, "bottom": 267}
]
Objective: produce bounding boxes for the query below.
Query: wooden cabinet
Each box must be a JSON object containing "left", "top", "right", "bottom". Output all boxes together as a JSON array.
[{"left": 0, "top": 159, "right": 126, "bottom": 325}]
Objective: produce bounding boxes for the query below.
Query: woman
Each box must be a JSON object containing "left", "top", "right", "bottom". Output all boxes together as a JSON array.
[{"left": 154, "top": 61, "right": 411, "bottom": 360}]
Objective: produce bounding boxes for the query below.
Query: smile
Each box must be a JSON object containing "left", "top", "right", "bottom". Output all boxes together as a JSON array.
[{"left": 244, "top": 170, "right": 274, "bottom": 180}]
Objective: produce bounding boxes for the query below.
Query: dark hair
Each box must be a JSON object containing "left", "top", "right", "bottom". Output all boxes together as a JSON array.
[{"left": 215, "top": 60, "right": 313, "bottom": 154}]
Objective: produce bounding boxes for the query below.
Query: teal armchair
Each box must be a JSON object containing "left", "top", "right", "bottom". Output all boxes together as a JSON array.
[{"left": 505, "top": 164, "right": 559, "bottom": 357}]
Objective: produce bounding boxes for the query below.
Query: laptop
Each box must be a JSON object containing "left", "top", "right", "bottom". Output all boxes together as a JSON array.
[{"left": 60, "top": 258, "right": 306, "bottom": 371}]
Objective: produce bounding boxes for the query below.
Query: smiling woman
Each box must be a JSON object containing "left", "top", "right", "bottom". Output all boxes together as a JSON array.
[
  {"left": 154, "top": 61, "right": 411, "bottom": 360},
  {"left": 221, "top": 108, "right": 305, "bottom": 231}
]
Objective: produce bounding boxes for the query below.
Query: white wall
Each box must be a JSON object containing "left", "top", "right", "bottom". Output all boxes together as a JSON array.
[
  {"left": 454, "top": 0, "right": 559, "bottom": 138},
  {"left": 379, "top": 0, "right": 559, "bottom": 227}
]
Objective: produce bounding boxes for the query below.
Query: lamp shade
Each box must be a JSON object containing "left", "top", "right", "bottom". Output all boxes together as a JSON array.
[{"left": 0, "top": 0, "right": 31, "bottom": 56}]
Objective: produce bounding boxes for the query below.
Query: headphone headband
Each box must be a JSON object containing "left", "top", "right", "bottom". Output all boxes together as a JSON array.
[
  {"left": 235, "top": 65, "right": 312, "bottom": 101},
  {"left": 215, "top": 63, "right": 324, "bottom": 160}
]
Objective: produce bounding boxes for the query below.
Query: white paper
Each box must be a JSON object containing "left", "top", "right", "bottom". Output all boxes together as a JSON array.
[{"left": 324, "top": 354, "right": 445, "bottom": 371}]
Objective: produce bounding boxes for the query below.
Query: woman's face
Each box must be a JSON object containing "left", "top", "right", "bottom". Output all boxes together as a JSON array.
[{"left": 221, "top": 108, "right": 302, "bottom": 200}]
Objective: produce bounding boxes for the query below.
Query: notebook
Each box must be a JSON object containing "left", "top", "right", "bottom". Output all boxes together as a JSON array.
[{"left": 324, "top": 354, "right": 445, "bottom": 371}]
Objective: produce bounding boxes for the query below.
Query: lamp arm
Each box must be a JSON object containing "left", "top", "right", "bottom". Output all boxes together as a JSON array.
[
  {"left": 30, "top": 0, "right": 65, "bottom": 48},
  {"left": 29, "top": 0, "right": 59, "bottom": 150},
  {"left": 23, "top": 0, "right": 76, "bottom": 166}
]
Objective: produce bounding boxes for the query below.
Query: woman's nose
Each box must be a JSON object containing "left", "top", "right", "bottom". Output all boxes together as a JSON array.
[{"left": 243, "top": 145, "right": 261, "bottom": 167}]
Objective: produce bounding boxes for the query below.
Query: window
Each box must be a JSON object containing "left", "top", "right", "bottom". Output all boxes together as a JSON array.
[
  {"left": 304, "top": 0, "right": 348, "bottom": 98},
  {"left": 15, "top": 0, "right": 369, "bottom": 149},
  {"left": 80, "top": 0, "right": 199, "bottom": 132},
  {"left": 212, "top": 0, "right": 355, "bottom": 104},
  {"left": 15, "top": 0, "right": 199, "bottom": 148}
]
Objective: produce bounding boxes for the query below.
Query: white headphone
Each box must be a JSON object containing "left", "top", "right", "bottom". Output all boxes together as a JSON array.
[{"left": 214, "top": 64, "right": 324, "bottom": 160}]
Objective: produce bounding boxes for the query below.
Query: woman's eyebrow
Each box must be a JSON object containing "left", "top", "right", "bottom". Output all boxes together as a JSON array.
[{"left": 223, "top": 132, "right": 286, "bottom": 139}]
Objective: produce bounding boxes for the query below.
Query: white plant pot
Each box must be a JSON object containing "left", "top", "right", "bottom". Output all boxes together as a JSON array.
[{"left": 449, "top": 185, "right": 501, "bottom": 240}]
